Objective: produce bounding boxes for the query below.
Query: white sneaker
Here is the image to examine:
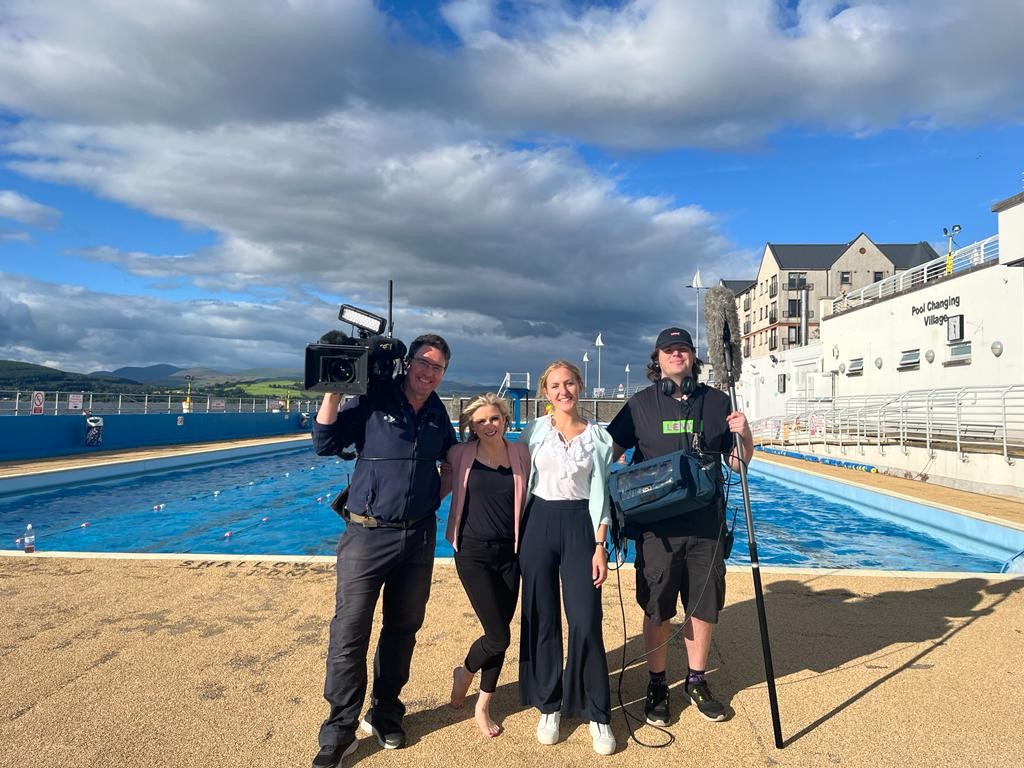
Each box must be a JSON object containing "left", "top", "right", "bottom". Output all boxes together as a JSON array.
[
  {"left": 536, "top": 711, "right": 560, "bottom": 745},
  {"left": 589, "top": 721, "right": 616, "bottom": 755}
]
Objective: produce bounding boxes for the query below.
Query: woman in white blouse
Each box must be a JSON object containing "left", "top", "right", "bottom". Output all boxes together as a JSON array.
[{"left": 517, "top": 360, "right": 617, "bottom": 756}]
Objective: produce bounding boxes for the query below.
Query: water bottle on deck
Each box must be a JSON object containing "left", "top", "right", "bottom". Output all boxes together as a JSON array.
[{"left": 23, "top": 524, "right": 35, "bottom": 553}]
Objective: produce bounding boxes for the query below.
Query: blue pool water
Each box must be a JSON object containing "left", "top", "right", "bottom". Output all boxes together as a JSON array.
[{"left": 0, "top": 447, "right": 1005, "bottom": 572}]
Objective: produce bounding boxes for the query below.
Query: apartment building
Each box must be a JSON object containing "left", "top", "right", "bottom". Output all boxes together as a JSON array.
[{"left": 729, "top": 233, "right": 938, "bottom": 359}]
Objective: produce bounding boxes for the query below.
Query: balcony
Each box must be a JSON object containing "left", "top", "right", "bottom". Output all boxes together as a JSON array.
[
  {"left": 786, "top": 282, "right": 813, "bottom": 292},
  {"left": 743, "top": 297, "right": 751, "bottom": 311},
  {"left": 769, "top": 283, "right": 778, "bottom": 298},
  {"left": 768, "top": 338, "right": 778, "bottom": 351},
  {"left": 768, "top": 311, "right": 777, "bottom": 324},
  {"left": 743, "top": 321, "right": 751, "bottom": 334},
  {"left": 743, "top": 343, "right": 751, "bottom": 357},
  {"left": 782, "top": 309, "right": 814, "bottom": 319}
]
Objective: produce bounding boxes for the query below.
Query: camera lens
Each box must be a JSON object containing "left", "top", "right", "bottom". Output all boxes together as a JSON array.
[{"left": 323, "top": 357, "right": 356, "bottom": 383}]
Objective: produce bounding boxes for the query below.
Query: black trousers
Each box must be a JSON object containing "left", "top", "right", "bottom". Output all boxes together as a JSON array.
[
  {"left": 518, "top": 497, "right": 611, "bottom": 723},
  {"left": 454, "top": 537, "right": 520, "bottom": 693},
  {"left": 317, "top": 519, "right": 435, "bottom": 748}
]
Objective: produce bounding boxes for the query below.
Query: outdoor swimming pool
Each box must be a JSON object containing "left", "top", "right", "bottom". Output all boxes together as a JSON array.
[{"left": 1, "top": 446, "right": 1015, "bottom": 572}]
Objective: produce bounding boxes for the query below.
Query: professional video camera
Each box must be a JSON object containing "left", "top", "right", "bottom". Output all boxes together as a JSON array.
[{"left": 304, "top": 304, "right": 407, "bottom": 395}]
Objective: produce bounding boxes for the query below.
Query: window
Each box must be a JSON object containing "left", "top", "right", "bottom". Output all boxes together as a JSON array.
[
  {"left": 787, "top": 272, "right": 807, "bottom": 289},
  {"left": 897, "top": 349, "right": 920, "bottom": 371},
  {"left": 846, "top": 357, "right": 864, "bottom": 376},
  {"left": 873, "top": 271, "right": 884, "bottom": 283},
  {"left": 788, "top": 326, "right": 801, "bottom": 344},
  {"left": 787, "top": 298, "right": 800, "bottom": 318},
  {"left": 840, "top": 271, "right": 852, "bottom": 285},
  {"left": 778, "top": 374, "right": 786, "bottom": 393},
  {"left": 945, "top": 341, "right": 972, "bottom": 366},
  {"left": 769, "top": 330, "right": 778, "bottom": 350},
  {"left": 769, "top": 275, "right": 778, "bottom": 297}
]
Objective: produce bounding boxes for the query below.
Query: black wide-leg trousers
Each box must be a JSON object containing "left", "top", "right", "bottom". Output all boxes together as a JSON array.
[
  {"left": 454, "top": 537, "right": 520, "bottom": 692},
  {"left": 518, "top": 497, "right": 611, "bottom": 723},
  {"left": 317, "top": 520, "right": 435, "bottom": 748}
]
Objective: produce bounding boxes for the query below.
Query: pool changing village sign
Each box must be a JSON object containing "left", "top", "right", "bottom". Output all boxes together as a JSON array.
[{"left": 910, "top": 293, "right": 961, "bottom": 327}]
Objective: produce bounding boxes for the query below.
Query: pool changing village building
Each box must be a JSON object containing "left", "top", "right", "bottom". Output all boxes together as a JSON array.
[{"left": 730, "top": 189, "right": 1024, "bottom": 499}]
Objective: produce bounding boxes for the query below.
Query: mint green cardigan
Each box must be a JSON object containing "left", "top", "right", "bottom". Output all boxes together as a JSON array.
[{"left": 519, "top": 417, "right": 613, "bottom": 535}]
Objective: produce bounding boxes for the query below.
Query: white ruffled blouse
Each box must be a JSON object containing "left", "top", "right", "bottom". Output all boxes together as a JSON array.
[{"left": 530, "top": 420, "right": 597, "bottom": 502}]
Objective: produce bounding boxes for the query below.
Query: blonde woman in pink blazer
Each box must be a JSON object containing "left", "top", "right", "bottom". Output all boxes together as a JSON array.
[{"left": 442, "top": 393, "right": 531, "bottom": 737}]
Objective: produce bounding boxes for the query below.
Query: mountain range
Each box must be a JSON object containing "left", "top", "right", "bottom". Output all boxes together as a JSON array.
[{"left": 0, "top": 360, "right": 495, "bottom": 396}]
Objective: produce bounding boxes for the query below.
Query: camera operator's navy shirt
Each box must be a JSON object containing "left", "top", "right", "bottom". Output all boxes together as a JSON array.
[
  {"left": 312, "top": 379, "right": 456, "bottom": 524},
  {"left": 607, "top": 383, "right": 733, "bottom": 537}
]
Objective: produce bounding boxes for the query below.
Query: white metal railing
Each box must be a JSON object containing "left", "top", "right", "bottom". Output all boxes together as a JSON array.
[
  {"left": 831, "top": 235, "right": 999, "bottom": 314},
  {"left": 756, "top": 384, "right": 1023, "bottom": 465},
  {"left": 0, "top": 390, "right": 318, "bottom": 416}
]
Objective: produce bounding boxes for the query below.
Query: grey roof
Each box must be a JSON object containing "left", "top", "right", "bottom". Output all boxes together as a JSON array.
[
  {"left": 768, "top": 243, "right": 848, "bottom": 269},
  {"left": 768, "top": 239, "right": 940, "bottom": 270},
  {"left": 721, "top": 279, "right": 755, "bottom": 295},
  {"left": 993, "top": 190, "right": 1024, "bottom": 213},
  {"left": 876, "top": 242, "right": 941, "bottom": 269}
]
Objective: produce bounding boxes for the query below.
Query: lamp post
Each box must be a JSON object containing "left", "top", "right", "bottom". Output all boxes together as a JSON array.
[
  {"left": 184, "top": 374, "right": 194, "bottom": 414},
  {"left": 582, "top": 352, "right": 590, "bottom": 392},
  {"left": 625, "top": 364, "right": 630, "bottom": 395},
  {"left": 595, "top": 333, "right": 604, "bottom": 395},
  {"left": 687, "top": 270, "right": 706, "bottom": 357}
]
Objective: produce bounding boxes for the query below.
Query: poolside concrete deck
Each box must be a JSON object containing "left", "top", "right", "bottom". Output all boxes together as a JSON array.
[
  {"left": 1, "top": 554, "right": 1021, "bottom": 768},
  {"left": 2, "top": 438, "right": 1024, "bottom": 767}
]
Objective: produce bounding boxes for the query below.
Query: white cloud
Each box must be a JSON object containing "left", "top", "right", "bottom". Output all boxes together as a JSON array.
[
  {"left": 0, "top": 1, "right": 1020, "bottom": 146},
  {"left": 0, "top": 190, "right": 60, "bottom": 228},
  {"left": 0, "top": 0, "right": 1017, "bottom": 378}
]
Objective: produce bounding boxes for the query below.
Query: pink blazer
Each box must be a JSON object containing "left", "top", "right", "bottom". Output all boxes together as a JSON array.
[{"left": 441, "top": 439, "right": 531, "bottom": 553}]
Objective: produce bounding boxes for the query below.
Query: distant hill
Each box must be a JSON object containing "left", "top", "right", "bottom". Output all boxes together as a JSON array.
[
  {"left": 100, "top": 363, "right": 183, "bottom": 383},
  {"left": 0, "top": 360, "right": 142, "bottom": 390}
]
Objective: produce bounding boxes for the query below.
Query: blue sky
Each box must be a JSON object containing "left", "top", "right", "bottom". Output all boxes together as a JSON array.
[{"left": 0, "top": 0, "right": 1022, "bottom": 385}]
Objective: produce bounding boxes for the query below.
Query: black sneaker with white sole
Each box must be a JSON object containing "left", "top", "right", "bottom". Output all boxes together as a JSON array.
[
  {"left": 360, "top": 711, "right": 407, "bottom": 749},
  {"left": 685, "top": 679, "right": 728, "bottom": 722},
  {"left": 311, "top": 735, "right": 358, "bottom": 768},
  {"left": 644, "top": 682, "right": 671, "bottom": 726}
]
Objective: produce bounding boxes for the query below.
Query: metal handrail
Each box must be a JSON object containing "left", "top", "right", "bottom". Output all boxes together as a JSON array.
[
  {"left": 754, "top": 384, "right": 1023, "bottom": 465},
  {"left": 832, "top": 235, "right": 999, "bottom": 314}
]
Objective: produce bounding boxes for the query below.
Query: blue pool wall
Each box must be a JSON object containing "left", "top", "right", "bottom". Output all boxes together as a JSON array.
[
  {"left": 0, "top": 413, "right": 310, "bottom": 462},
  {"left": 753, "top": 460, "right": 1024, "bottom": 564}
]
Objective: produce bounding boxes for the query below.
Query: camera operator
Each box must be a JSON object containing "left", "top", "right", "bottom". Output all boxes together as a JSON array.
[
  {"left": 310, "top": 333, "right": 457, "bottom": 768},
  {"left": 607, "top": 328, "right": 752, "bottom": 728}
]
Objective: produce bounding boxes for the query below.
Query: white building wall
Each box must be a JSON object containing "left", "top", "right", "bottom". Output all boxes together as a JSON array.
[{"left": 819, "top": 262, "right": 1023, "bottom": 397}]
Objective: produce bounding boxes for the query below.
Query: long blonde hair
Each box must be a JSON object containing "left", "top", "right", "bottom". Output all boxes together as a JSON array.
[
  {"left": 458, "top": 393, "right": 512, "bottom": 442},
  {"left": 537, "top": 360, "right": 584, "bottom": 400}
]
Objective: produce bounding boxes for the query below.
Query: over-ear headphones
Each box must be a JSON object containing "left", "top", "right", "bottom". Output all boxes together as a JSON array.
[{"left": 659, "top": 376, "right": 696, "bottom": 397}]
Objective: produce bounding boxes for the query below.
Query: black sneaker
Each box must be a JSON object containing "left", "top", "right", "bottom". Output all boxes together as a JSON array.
[
  {"left": 360, "top": 711, "right": 407, "bottom": 749},
  {"left": 644, "top": 681, "right": 670, "bottom": 726},
  {"left": 311, "top": 735, "right": 358, "bottom": 768},
  {"left": 685, "top": 679, "right": 727, "bottom": 722}
]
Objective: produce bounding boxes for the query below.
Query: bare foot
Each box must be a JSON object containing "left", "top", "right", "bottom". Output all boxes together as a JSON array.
[
  {"left": 475, "top": 692, "right": 501, "bottom": 737},
  {"left": 450, "top": 666, "right": 473, "bottom": 709}
]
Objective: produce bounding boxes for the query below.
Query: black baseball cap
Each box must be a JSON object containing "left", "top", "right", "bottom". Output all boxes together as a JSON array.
[{"left": 655, "top": 327, "right": 694, "bottom": 350}]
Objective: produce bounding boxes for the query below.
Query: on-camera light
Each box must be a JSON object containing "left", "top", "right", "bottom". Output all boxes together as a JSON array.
[{"left": 339, "top": 304, "right": 386, "bottom": 335}]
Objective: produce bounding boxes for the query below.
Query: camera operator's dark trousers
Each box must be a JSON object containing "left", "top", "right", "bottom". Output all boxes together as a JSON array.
[
  {"left": 317, "top": 519, "right": 435, "bottom": 748},
  {"left": 518, "top": 497, "right": 611, "bottom": 723}
]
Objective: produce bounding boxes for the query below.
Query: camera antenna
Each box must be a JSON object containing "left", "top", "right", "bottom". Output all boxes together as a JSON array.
[{"left": 387, "top": 279, "right": 394, "bottom": 338}]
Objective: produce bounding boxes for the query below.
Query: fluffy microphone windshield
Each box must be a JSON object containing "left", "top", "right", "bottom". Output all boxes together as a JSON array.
[{"left": 704, "top": 285, "right": 743, "bottom": 382}]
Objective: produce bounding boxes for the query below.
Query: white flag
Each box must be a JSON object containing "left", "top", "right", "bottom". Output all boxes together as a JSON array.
[
  {"left": 625, "top": 364, "right": 630, "bottom": 372},
  {"left": 691, "top": 269, "right": 703, "bottom": 289},
  {"left": 595, "top": 333, "right": 604, "bottom": 347},
  {"left": 583, "top": 352, "right": 590, "bottom": 362}
]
